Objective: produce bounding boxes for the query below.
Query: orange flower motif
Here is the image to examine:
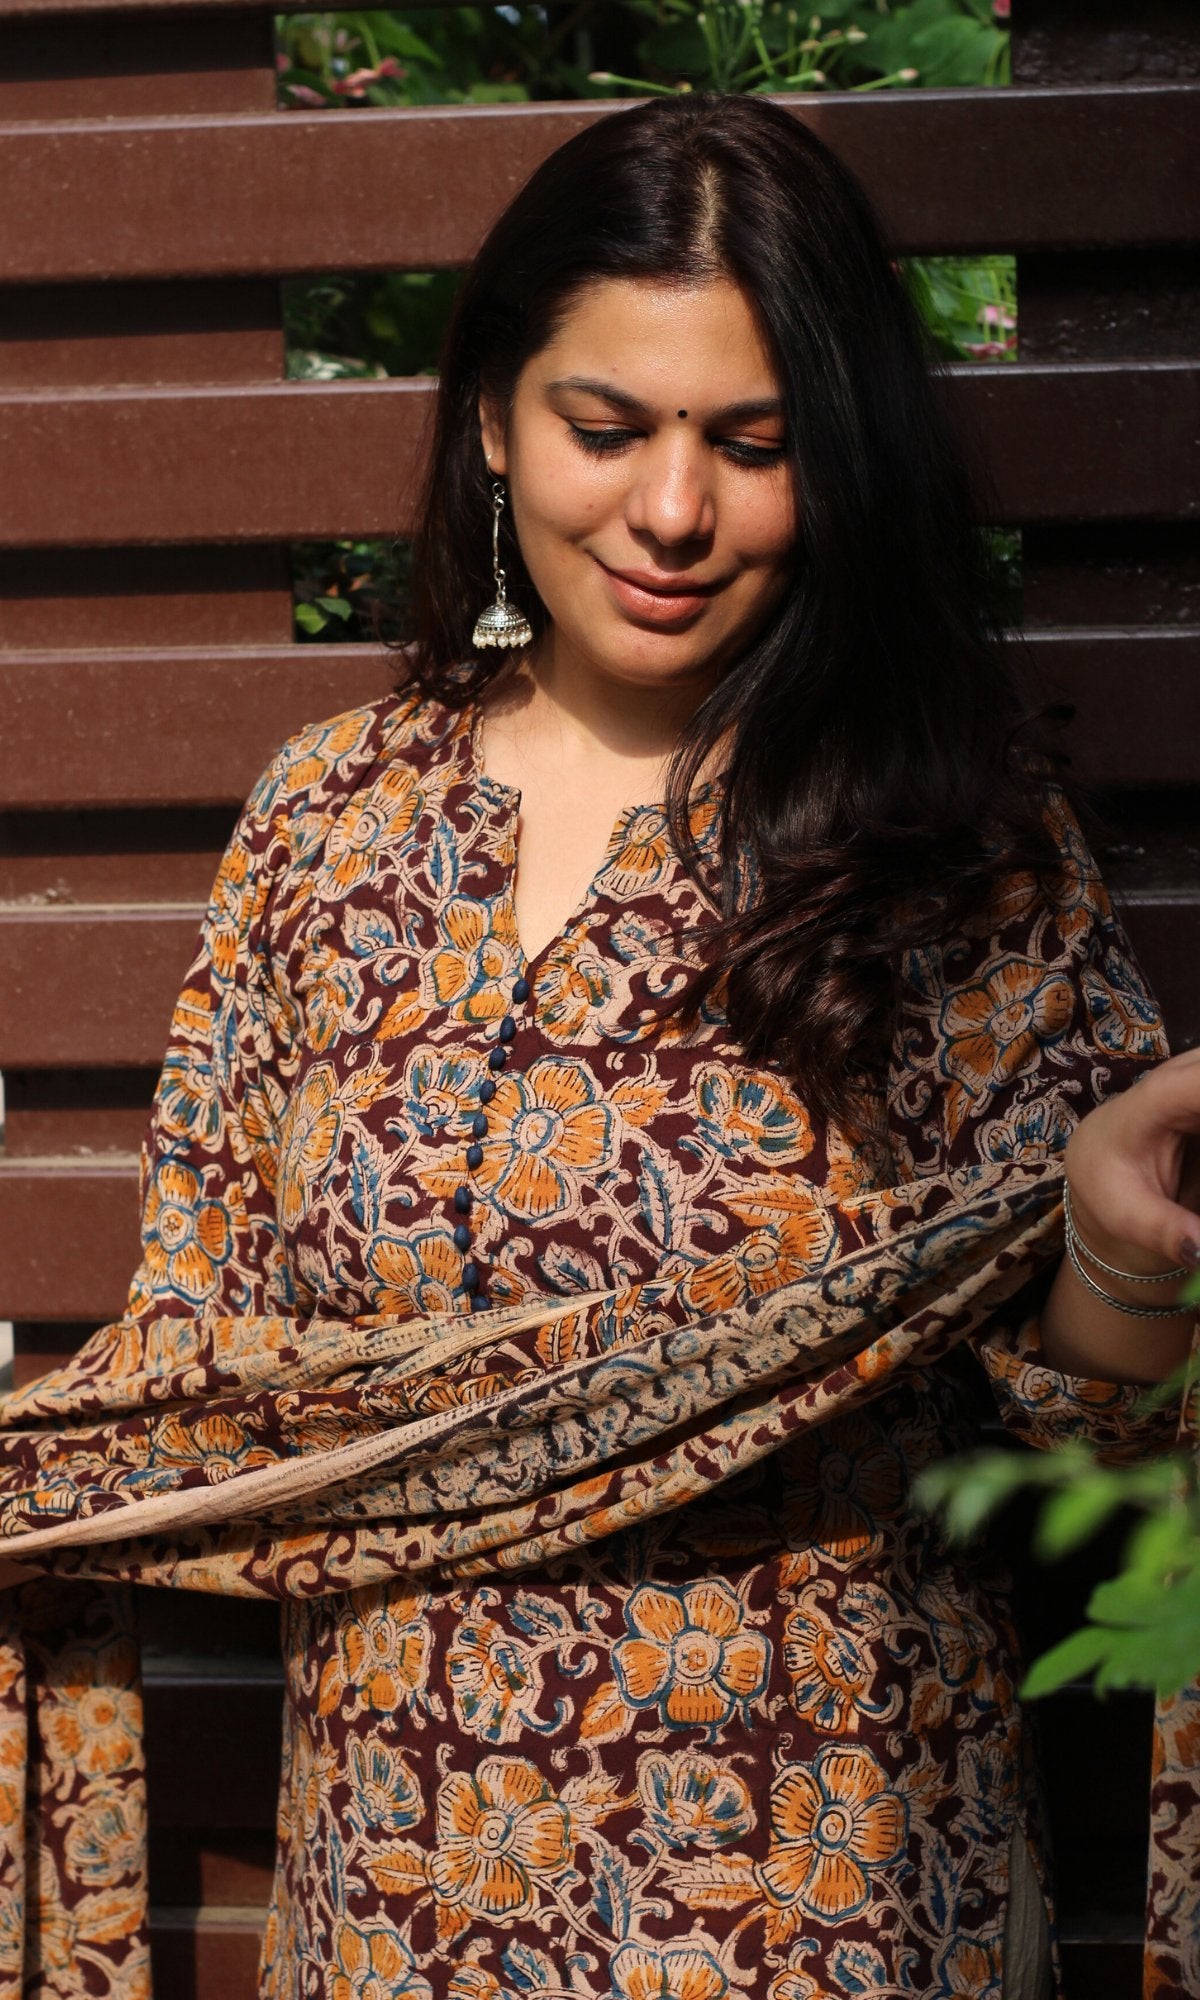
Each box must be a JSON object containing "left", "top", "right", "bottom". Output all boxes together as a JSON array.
[
  {"left": 683, "top": 1208, "right": 836, "bottom": 1316},
  {"left": 613, "top": 1579, "right": 770, "bottom": 1733},
  {"left": 782, "top": 1583, "right": 888, "bottom": 1734},
  {"left": 366, "top": 1231, "right": 467, "bottom": 1319},
  {"left": 156, "top": 1044, "right": 224, "bottom": 1151},
  {"left": 320, "top": 1583, "right": 430, "bottom": 1717},
  {"left": 147, "top": 1411, "right": 276, "bottom": 1480},
  {"left": 611, "top": 1941, "right": 729, "bottom": 2000},
  {"left": 322, "top": 763, "right": 423, "bottom": 900},
  {"left": 43, "top": 1650, "right": 141, "bottom": 1780},
  {"left": 63, "top": 1786, "right": 146, "bottom": 1885},
  {"left": 447, "top": 1613, "right": 542, "bottom": 1743},
  {"left": 536, "top": 944, "right": 614, "bottom": 1043},
  {"left": 428, "top": 1755, "right": 574, "bottom": 1919},
  {"left": 425, "top": 895, "right": 520, "bottom": 1025},
  {"left": 473, "top": 1057, "right": 617, "bottom": 1221},
  {"left": 780, "top": 1416, "right": 906, "bottom": 1563},
  {"left": 694, "top": 1064, "right": 813, "bottom": 1162},
  {"left": 330, "top": 1918, "right": 431, "bottom": 2000},
  {"left": 139, "top": 1157, "right": 233, "bottom": 1304},
  {"left": 940, "top": 956, "right": 1073, "bottom": 1136},
  {"left": 932, "top": 1937, "right": 1001, "bottom": 1998},
  {"left": 300, "top": 941, "right": 366, "bottom": 1052},
  {"left": 757, "top": 1744, "right": 907, "bottom": 1919},
  {"left": 596, "top": 805, "right": 671, "bottom": 899},
  {"left": 277, "top": 1061, "right": 344, "bottom": 1233}
]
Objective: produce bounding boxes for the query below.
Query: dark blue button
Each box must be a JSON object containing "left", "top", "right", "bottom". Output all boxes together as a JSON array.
[
  {"left": 512, "top": 977, "right": 531, "bottom": 1004},
  {"left": 498, "top": 1015, "right": 516, "bottom": 1044},
  {"left": 479, "top": 1078, "right": 496, "bottom": 1104},
  {"left": 466, "top": 1143, "right": 484, "bottom": 1170},
  {"left": 471, "top": 1112, "right": 488, "bottom": 1139},
  {"left": 453, "top": 1223, "right": 471, "bottom": 1252},
  {"left": 487, "top": 1046, "right": 507, "bottom": 1072},
  {"left": 453, "top": 1185, "right": 471, "bottom": 1214},
  {"left": 471, "top": 1293, "right": 490, "bottom": 1312},
  {"left": 462, "top": 1262, "right": 480, "bottom": 1293}
]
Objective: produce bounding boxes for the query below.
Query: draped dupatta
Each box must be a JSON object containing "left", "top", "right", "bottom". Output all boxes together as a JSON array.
[{"left": 0, "top": 1162, "right": 1196, "bottom": 1996}]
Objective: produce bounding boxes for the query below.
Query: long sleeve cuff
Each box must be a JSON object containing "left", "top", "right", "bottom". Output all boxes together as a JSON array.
[{"left": 977, "top": 1311, "right": 1197, "bottom": 1462}]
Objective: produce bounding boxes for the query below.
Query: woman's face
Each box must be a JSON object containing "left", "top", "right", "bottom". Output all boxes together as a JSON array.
[{"left": 480, "top": 276, "right": 796, "bottom": 702}]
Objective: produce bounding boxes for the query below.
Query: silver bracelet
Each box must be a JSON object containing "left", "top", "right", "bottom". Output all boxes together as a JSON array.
[
  {"left": 1063, "top": 1227, "right": 1194, "bottom": 1320},
  {"left": 1063, "top": 1182, "right": 1188, "bottom": 1284}
]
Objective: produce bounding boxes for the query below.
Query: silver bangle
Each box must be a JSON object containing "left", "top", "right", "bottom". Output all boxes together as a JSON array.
[
  {"left": 1063, "top": 1182, "right": 1188, "bottom": 1284},
  {"left": 1063, "top": 1227, "right": 1194, "bottom": 1320}
]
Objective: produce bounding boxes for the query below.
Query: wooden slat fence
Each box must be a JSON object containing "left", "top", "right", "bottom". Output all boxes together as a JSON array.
[{"left": 0, "top": 0, "right": 1196, "bottom": 1991}]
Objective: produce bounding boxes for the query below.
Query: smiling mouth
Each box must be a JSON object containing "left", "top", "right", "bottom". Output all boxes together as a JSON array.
[{"left": 598, "top": 561, "right": 723, "bottom": 598}]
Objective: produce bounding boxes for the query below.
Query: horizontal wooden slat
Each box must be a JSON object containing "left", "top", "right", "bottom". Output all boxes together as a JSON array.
[
  {"left": 0, "top": 645, "right": 397, "bottom": 808},
  {"left": 0, "top": 908, "right": 200, "bottom": 1067},
  {"left": 0, "top": 88, "right": 1196, "bottom": 283},
  {"left": 2, "top": 629, "right": 1194, "bottom": 811},
  {"left": 0, "top": 1160, "right": 141, "bottom": 1318},
  {"left": 1028, "top": 627, "right": 1200, "bottom": 787},
  {"left": 0, "top": 363, "right": 1195, "bottom": 549},
  {"left": 149, "top": 1909, "right": 264, "bottom": 2000}
]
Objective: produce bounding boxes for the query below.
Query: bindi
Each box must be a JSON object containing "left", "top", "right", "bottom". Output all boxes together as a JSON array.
[{"left": 677, "top": 409, "right": 687, "bottom": 419}]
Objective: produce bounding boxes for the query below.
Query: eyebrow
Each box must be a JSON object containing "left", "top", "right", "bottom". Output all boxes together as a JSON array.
[{"left": 545, "top": 376, "right": 785, "bottom": 424}]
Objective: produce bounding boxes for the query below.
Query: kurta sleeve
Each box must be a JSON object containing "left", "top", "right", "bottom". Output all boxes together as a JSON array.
[{"left": 885, "top": 784, "right": 1193, "bottom": 1458}]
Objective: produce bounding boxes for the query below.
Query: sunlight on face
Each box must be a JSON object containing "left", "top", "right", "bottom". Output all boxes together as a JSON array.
[{"left": 479, "top": 277, "right": 797, "bottom": 700}]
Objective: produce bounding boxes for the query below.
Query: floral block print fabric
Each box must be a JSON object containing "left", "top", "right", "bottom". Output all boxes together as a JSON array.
[{"left": 0, "top": 689, "right": 1196, "bottom": 2000}]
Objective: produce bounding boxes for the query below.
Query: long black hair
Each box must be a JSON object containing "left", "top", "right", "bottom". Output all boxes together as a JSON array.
[{"left": 407, "top": 93, "right": 1056, "bottom": 1130}]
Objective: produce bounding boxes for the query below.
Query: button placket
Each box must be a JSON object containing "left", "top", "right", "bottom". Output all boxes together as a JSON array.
[{"left": 451, "top": 969, "right": 533, "bottom": 1312}]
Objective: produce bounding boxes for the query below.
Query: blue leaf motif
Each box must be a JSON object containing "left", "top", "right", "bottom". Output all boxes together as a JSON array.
[
  {"left": 593, "top": 1843, "right": 633, "bottom": 1939},
  {"left": 829, "top": 1940, "right": 888, "bottom": 1993},
  {"left": 925, "top": 1828, "right": 960, "bottom": 1932},
  {"left": 501, "top": 1941, "right": 554, "bottom": 1990},
  {"left": 538, "top": 1241, "right": 607, "bottom": 1295},
  {"left": 349, "top": 1135, "right": 380, "bottom": 1232},
  {"left": 509, "top": 1590, "right": 570, "bottom": 1638}
]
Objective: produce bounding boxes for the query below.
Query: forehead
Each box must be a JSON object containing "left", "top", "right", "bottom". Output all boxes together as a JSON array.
[{"left": 526, "top": 276, "right": 781, "bottom": 408}]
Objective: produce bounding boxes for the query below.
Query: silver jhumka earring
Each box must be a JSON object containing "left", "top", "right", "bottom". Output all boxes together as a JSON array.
[{"left": 471, "top": 480, "right": 533, "bottom": 651}]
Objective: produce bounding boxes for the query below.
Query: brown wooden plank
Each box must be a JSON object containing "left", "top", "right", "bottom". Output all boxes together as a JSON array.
[
  {"left": 0, "top": 546, "right": 294, "bottom": 650},
  {"left": 1, "top": 1068, "right": 157, "bottom": 1156},
  {"left": 148, "top": 1908, "right": 264, "bottom": 2000},
  {"left": 1027, "top": 627, "right": 1200, "bottom": 786},
  {"left": 0, "top": 363, "right": 1195, "bottom": 549},
  {"left": 0, "top": 907, "right": 199, "bottom": 1067},
  {"left": 0, "top": 14, "right": 275, "bottom": 119},
  {"left": 0, "top": 87, "right": 1196, "bottom": 283},
  {"left": 1, "top": 630, "right": 1194, "bottom": 811},
  {"left": 0, "top": 1160, "right": 140, "bottom": 1319},
  {"left": 0, "top": 646, "right": 397, "bottom": 808},
  {"left": 0, "top": 811, "right": 233, "bottom": 907}
]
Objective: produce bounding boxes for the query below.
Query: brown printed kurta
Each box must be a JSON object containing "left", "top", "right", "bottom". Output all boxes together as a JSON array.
[{"left": 0, "top": 688, "right": 1192, "bottom": 2000}]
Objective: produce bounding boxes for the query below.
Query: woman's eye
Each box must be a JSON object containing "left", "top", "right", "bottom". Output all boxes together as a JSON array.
[
  {"left": 718, "top": 439, "right": 787, "bottom": 467},
  {"left": 567, "top": 423, "right": 641, "bottom": 455}
]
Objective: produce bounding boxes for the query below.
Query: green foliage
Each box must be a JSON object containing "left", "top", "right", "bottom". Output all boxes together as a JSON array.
[
  {"left": 292, "top": 537, "right": 413, "bottom": 642},
  {"left": 917, "top": 1341, "right": 1200, "bottom": 1704}
]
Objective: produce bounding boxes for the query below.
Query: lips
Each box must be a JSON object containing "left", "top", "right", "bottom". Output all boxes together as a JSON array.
[{"left": 595, "top": 559, "right": 724, "bottom": 626}]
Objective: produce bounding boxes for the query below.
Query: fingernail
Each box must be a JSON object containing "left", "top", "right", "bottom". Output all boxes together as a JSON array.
[{"left": 1179, "top": 1236, "right": 1200, "bottom": 1268}]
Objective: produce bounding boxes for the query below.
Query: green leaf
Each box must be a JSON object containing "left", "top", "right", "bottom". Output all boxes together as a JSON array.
[
  {"left": 1020, "top": 1623, "right": 1114, "bottom": 1700},
  {"left": 1033, "top": 1474, "right": 1124, "bottom": 1559},
  {"left": 315, "top": 593, "right": 353, "bottom": 622},
  {"left": 295, "top": 602, "right": 328, "bottom": 635}
]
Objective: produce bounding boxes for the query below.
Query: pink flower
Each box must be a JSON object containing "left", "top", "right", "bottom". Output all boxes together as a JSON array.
[{"left": 994, "top": 0, "right": 1011, "bottom": 16}]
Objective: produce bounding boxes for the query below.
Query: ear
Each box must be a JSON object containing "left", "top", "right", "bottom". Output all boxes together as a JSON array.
[{"left": 478, "top": 394, "right": 507, "bottom": 478}]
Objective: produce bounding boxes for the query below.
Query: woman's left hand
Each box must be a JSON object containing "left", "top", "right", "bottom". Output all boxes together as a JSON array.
[{"left": 1063, "top": 1046, "right": 1200, "bottom": 1278}]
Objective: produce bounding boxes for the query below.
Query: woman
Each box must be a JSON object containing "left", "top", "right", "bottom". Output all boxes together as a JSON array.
[{"left": 1, "top": 93, "right": 1197, "bottom": 2000}]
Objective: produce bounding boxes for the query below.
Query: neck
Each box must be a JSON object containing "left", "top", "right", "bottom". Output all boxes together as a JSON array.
[{"left": 520, "top": 629, "right": 717, "bottom": 768}]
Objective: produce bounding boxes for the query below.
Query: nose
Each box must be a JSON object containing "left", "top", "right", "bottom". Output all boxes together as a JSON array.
[{"left": 625, "top": 435, "right": 716, "bottom": 548}]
